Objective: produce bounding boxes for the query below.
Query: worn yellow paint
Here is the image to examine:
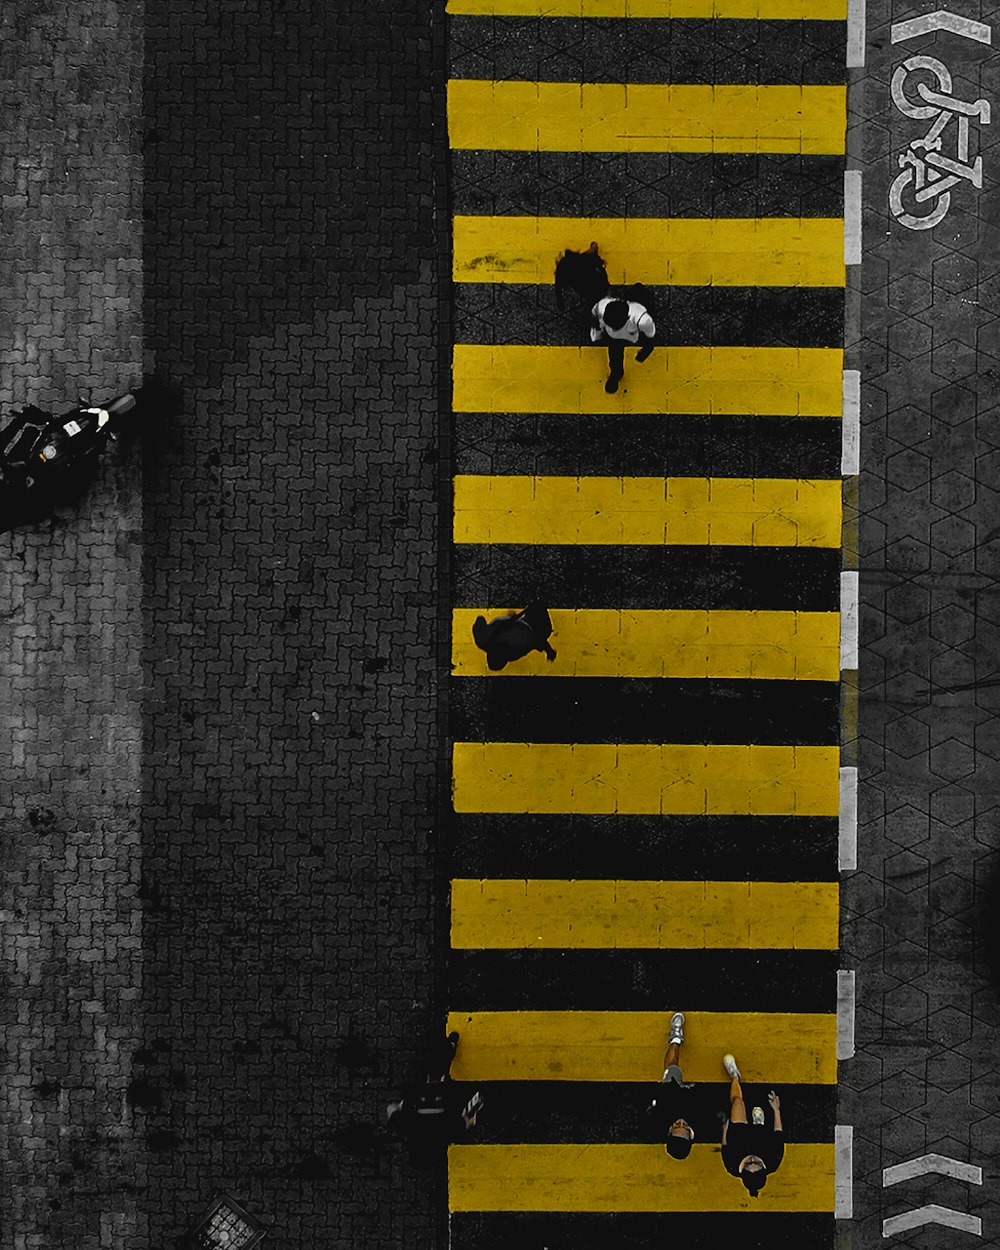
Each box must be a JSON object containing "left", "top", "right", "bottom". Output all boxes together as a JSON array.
[
  {"left": 451, "top": 609, "right": 840, "bottom": 680},
  {"left": 452, "top": 344, "right": 843, "bottom": 416},
  {"left": 446, "top": 1010, "right": 836, "bottom": 1082},
  {"left": 448, "top": 81, "right": 847, "bottom": 155},
  {"left": 451, "top": 879, "right": 839, "bottom": 949},
  {"left": 449, "top": 1142, "right": 835, "bottom": 1211},
  {"left": 453, "top": 216, "right": 845, "bottom": 288},
  {"left": 452, "top": 742, "right": 841, "bottom": 814},
  {"left": 447, "top": 0, "right": 846, "bottom": 17},
  {"left": 453, "top": 476, "right": 841, "bottom": 547}
]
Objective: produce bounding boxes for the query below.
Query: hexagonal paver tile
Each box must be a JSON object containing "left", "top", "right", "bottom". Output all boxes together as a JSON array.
[
  {"left": 931, "top": 469, "right": 977, "bottom": 513},
  {"left": 933, "top": 252, "right": 980, "bottom": 295},
  {"left": 930, "top": 515, "right": 977, "bottom": 557},
  {"left": 932, "top": 338, "right": 979, "bottom": 381},
  {"left": 886, "top": 446, "right": 932, "bottom": 491},
  {"left": 884, "top": 803, "right": 930, "bottom": 849},
  {"left": 931, "top": 383, "right": 976, "bottom": 425},
  {"left": 880, "top": 1066, "right": 929, "bottom": 1111},
  {"left": 888, "top": 318, "right": 933, "bottom": 361},
  {"left": 885, "top": 849, "right": 931, "bottom": 894},
  {"left": 887, "top": 272, "right": 934, "bottom": 316},
  {"left": 929, "top": 602, "right": 976, "bottom": 645},
  {"left": 884, "top": 584, "right": 930, "bottom": 625},
  {"left": 929, "top": 737, "right": 977, "bottom": 781},
  {"left": 927, "top": 1005, "right": 973, "bottom": 1048}
]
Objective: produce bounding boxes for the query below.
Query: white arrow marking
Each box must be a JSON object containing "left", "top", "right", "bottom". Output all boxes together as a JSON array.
[
  {"left": 883, "top": 1153, "right": 983, "bottom": 1186},
  {"left": 883, "top": 1204, "right": 982, "bottom": 1237},
  {"left": 891, "top": 11, "right": 992, "bottom": 44}
]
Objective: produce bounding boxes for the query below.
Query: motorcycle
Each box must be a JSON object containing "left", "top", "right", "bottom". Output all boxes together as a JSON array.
[{"left": 0, "top": 392, "right": 137, "bottom": 503}]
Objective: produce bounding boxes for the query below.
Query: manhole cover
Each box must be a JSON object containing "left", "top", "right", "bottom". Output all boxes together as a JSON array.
[{"left": 186, "top": 1196, "right": 267, "bottom": 1249}]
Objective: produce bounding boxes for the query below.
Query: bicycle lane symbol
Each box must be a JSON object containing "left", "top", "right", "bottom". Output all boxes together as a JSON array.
[{"left": 889, "top": 54, "right": 991, "bottom": 231}]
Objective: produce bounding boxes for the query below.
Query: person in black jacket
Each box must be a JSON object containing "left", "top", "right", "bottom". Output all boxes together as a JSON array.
[
  {"left": 647, "top": 1012, "right": 699, "bottom": 1160},
  {"left": 720, "top": 1053, "right": 784, "bottom": 1197}
]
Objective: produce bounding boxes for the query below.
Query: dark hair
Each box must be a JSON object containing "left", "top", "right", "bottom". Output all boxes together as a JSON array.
[
  {"left": 602, "top": 299, "right": 629, "bottom": 330},
  {"left": 665, "top": 1135, "right": 693, "bottom": 1160},
  {"left": 741, "top": 1170, "right": 766, "bottom": 1197}
]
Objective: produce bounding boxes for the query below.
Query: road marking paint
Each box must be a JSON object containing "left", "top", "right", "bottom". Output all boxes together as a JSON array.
[
  {"left": 891, "top": 11, "right": 992, "bottom": 44},
  {"left": 836, "top": 970, "right": 855, "bottom": 1059},
  {"left": 447, "top": 1010, "right": 837, "bottom": 1082},
  {"left": 838, "top": 766, "right": 857, "bottom": 870},
  {"left": 448, "top": 81, "right": 848, "bottom": 155},
  {"left": 847, "top": 0, "right": 866, "bottom": 66},
  {"left": 842, "top": 369, "right": 860, "bottom": 475},
  {"left": 452, "top": 344, "right": 845, "bottom": 416},
  {"left": 451, "top": 879, "right": 840, "bottom": 949},
  {"left": 452, "top": 742, "right": 842, "bottom": 815},
  {"left": 844, "top": 171, "right": 862, "bottom": 264},
  {"left": 454, "top": 475, "right": 842, "bottom": 547},
  {"left": 448, "top": 1142, "right": 836, "bottom": 1211},
  {"left": 840, "top": 572, "right": 858, "bottom": 669},
  {"left": 453, "top": 216, "right": 846, "bottom": 287},
  {"left": 882, "top": 1204, "right": 982, "bottom": 1237},
  {"left": 835, "top": 1125, "right": 853, "bottom": 1217},
  {"left": 447, "top": 0, "right": 848, "bottom": 17},
  {"left": 452, "top": 608, "right": 841, "bottom": 680},
  {"left": 884, "top": 1154, "right": 983, "bottom": 1186}
]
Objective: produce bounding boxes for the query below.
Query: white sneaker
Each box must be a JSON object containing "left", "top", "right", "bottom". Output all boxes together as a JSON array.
[
  {"left": 723, "top": 1053, "right": 741, "bottom": 1080},
  {"left": 752, "top": 1106, "right": 765, "bottom": 1125},
  {"left": 669, "top": 1011, "right": 685, "bottom": 1044}
]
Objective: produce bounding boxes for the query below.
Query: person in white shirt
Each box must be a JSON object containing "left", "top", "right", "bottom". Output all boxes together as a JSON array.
[{"left": 590, "top": 293, "right": 656, "bottom": 394}]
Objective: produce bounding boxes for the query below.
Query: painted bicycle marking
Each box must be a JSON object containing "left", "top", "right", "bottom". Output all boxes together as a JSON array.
[{"left": 889, "top": 54, "right": 990, "bottom": 231}]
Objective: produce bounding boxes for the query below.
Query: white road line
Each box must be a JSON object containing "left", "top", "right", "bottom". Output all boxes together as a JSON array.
[
  {"left": 847, "top": 0, "right": 866, "bottom": 66},
  {"left": 891, "top": 11, "right": 992, "bottom": 44},
  {"left": 835, "top": 1125, "right": 853, "bottom": 1219},
  {"left": 840, "top": 571, "right": 859, "bottom": 671},
  {"left": 839, "top": 767, "right": 858, "bottom": 871},
  {"left": 837, "top": 970, "right": 856, "bottom": 1060},
  {"left": 884, "top": 1154, "right": 983, "bottom": 1187},
  {"left": 844, "top": 171, "right": 863, "bottom": 265},
  {"left": 883, "top": 1204, "right": 982, "bottom": 1237},
  {"left": 842, "top": 369, "right": 860, "bottom": 475}
]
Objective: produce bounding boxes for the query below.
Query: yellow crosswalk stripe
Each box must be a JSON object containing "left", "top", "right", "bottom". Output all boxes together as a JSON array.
[
  {"left": 454, "top": 476, "right": 841, "bottom": 547},
  {"left": 452, "top": 344, "right": 844, "bottom": 415},
  {"left": 452, "top": 609, "right": 840, "bottom": 679},
  {"left": 453, "top": 216, "right": 845, "bottom": 287},
  {"left": 452, "top": 742, "right": 840, "bottom": 814},
  {"left": 449, "top": 1142, "right": 835, "bottom": 1211},
  {"left": 447, "top": 1010, "right": 836, "bottom": 1082},
  {"left": 448, "top": 82, "right": 847, "bottom": 155},
  {"left": 447, "top": 0, "right": 847, "bottom": 17},
  {"left": 451, "top": 880, "right": 839, "bottom": 949}
]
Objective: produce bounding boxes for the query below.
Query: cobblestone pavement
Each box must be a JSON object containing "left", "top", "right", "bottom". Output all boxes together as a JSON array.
[{"left": 0, "top": 4, "right": 145, "bottom": 1248}]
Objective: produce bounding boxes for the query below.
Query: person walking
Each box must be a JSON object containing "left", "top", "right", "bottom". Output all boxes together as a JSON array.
[
  {"left": 472, "top": 601, "right": 556, "bottom": 671},
  {"left": 720, "top": 1052, "right": 784, "bottom": 1197},
  {"left": 386, "top": 1031, "right": 484, "bottom": 1164},
  {"left": 590, "top": 284, "right": 656, "bottom": 394},
  {"left": 647, "top": 1011, "right": 698, "bottom": 1160}
]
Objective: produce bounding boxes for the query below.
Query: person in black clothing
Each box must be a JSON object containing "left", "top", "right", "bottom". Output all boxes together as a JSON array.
[
  {"left": 386, "top": 1031, "right": 483, "bottom": 1164},
  {"left": 720, "top": 1053, "right": 784, "bottom": 1196},
  {"left": 472, "top": 602, "right": 556, "bottom": 671},
  {"left": 647, "top": 1011, "right": 697, "bottom": 1160}
]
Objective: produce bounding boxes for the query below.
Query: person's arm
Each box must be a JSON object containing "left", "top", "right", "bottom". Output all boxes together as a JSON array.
[
  {"left": 635, "top": 311, "right": 656, "bottom": 360},
  {"left": 590, "top": 301, "right": 605, "bottom": 341},
  {"left": 768, "top": 1090, "right": 782, "bottom": 1133}
]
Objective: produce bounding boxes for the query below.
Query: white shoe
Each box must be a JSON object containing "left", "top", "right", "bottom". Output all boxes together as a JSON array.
[
  {"left": 669, "top": 1011, "right": 685, "bottom": 1044},
  {"left": 752, "top": 1106, "right": 765, "bottom": 1125},
  {"left": 723, "top": 1053, "right": 741, "bottom": 1080}
]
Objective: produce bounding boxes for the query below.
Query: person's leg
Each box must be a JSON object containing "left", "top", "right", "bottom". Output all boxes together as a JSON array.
[
  {"left": 729, "top": 1077, "right": 748, "bottom": 1124},
  {"left": 606, "top": 339, "right": 625, "bottom": 392}
]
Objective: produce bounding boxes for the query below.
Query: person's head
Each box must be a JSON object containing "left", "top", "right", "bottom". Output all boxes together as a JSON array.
[
  {"left": 665, "top": 1118, "right": 694, "bottom": 1160},
  {"left": 739, "top": 1156, "right": 767, "bottom": 1196},
  {"left": 602, "top": 299, "right": 629, "bottom": 330}
]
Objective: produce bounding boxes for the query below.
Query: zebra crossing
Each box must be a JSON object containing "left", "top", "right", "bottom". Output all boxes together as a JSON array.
[{"left": 445, "top": 0, "right": 847, "bottom": 1242}]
